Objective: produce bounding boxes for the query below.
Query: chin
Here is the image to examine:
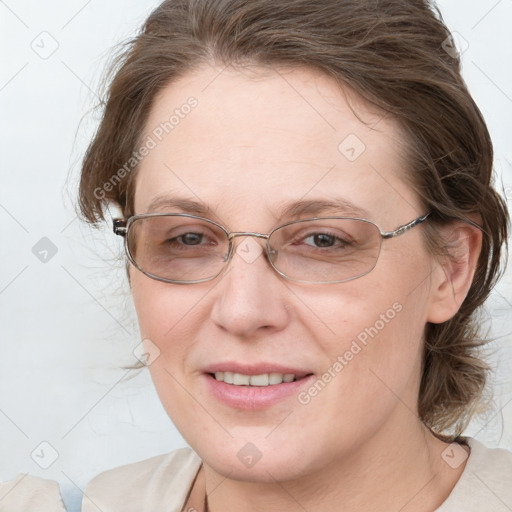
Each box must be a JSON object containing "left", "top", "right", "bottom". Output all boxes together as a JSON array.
[{"left": 189, "top": 433, "right": 323, "bottom": 483}]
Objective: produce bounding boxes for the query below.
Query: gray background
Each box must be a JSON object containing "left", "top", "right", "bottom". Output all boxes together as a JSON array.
[{"left": 1, "top": 1, "right": 511, "bottom": 510}]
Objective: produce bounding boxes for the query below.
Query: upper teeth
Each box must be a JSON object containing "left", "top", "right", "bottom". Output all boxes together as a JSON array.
[{"left": 214, "top": 372, "right": 296, "bottom": 386}]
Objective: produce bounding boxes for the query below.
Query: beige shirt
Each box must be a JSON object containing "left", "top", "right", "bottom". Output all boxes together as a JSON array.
[
  {"left": 79, "top": 436, "right": 512, "bottom": 511},
  {"left": 0, "top": 474, "right": 66, "bottom": 512}
]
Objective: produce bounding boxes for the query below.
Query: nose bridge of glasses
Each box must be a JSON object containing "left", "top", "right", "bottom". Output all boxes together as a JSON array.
[
  {"left": 226, "top": 231, "right": 275, "bottom": 264},
  {"left": 228, "top": 231, "right": 270, "bottom": 241}
]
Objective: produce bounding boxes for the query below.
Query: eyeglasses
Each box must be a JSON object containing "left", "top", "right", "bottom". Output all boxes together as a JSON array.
[{"left": 113, "top": 212, "right": 430, "bottom": 285}]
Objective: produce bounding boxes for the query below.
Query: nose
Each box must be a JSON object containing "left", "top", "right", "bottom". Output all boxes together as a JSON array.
[{"left": 210, "top": 236, "right": 290, "bottom": 338}]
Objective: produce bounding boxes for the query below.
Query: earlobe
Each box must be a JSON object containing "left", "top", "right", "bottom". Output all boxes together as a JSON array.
[{"left": 426, "top": 221, "right": 482, "bottom": 324}]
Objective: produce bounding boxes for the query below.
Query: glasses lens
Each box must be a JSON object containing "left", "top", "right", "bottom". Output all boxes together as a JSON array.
[
  {"left": 127, "top": 215, "right": 229, "bottom": 282},
  {"left": 269, "top": 218, "right": 382, "bottom": 283}
]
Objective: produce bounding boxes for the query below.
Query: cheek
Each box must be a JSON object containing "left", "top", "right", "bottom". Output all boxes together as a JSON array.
[
  {"left": 311, "top": 292, "right": 423, "bottom": 387},
  {"left": 290, "top": 293, "right": 426, "bottom": 457},
  {"left": 301, "top": 255, "right": 430, "bottom": 402},
  {"left": 130, "top": 272, "right": 218, "bottom": 374},
  {"left": 130, "top": 274, "right": 209, "bottom": 433},
  {"left": 131, "top": 272, "right": 201, "bottom": 341}
]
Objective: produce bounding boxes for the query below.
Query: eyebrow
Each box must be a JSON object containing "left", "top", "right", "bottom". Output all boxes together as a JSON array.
[
  {"left": 146, "top": 196, "right": 213, "bottom": 216},
  {"left": 145, "top": 196, "right": 370, "bottom": 220},
  {"left": 276, "top": 198, "right": 370, "bottom": 219}
]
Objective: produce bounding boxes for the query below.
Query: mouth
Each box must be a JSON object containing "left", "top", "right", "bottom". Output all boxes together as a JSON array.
[
  {"left": 209, "top": 371, "right": 310, "bottom": 386},
  {"left": 202, "top": 364, "right": 315, "bottom": 410}
]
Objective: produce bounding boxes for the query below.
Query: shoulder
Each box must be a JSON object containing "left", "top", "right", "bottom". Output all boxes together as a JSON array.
[
  {"left": 82, "top": 447, "right": 202, "bottom": 512},
  {"left": 437, "top": 437, "right": 512, "bottom": 512},
  {"left": 0, "top": 475, "right": 66, "bottom": 512},
  {"left": 470, "top": 435, "right": 512, "bottom": 469}
]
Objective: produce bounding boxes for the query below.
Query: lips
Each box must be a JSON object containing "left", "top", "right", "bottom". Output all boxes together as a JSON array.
[{"left": 201, "top": 362, "right": 315, "bottom": 410}]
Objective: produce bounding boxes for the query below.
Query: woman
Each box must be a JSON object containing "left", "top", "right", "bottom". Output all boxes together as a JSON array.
[{"left": 78, "top": 0, "right": 511, "bottom": 510}]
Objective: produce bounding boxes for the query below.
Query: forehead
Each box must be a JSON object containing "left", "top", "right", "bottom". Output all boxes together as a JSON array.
[{"left": 135, "top": 64, "right": 419, "bottom": 225}]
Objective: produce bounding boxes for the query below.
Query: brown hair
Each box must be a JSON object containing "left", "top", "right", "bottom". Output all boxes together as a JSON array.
[{"left": 78, "top": 0, "right": 509, "bottom": 441}]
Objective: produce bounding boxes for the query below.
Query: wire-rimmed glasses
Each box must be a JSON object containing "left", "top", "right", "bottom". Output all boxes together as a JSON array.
[{"left": 113, "top": 212, "right": 430, "bottom": 284}]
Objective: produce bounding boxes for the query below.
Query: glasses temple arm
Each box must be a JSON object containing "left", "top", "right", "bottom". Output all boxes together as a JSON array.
[
  {"left": 113, "top": 219, "right": 128, "bottom": 237},
  {"left": 381, "top": 213, "right": 430, "bottom": 239}
]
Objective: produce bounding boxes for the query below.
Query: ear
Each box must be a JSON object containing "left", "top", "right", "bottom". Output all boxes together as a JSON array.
[{"left": 426, "top": 219, "right": 482, "bottom": 324}]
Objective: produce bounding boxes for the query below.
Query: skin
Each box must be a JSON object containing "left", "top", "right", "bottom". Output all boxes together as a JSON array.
[{"left": 130, "top": 63, "right": 481, "bottom": 511}]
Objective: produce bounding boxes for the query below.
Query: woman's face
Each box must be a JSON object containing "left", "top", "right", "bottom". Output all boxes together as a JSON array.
[{"left": 131, "top": 64, "right": 439, "bottom": 481}]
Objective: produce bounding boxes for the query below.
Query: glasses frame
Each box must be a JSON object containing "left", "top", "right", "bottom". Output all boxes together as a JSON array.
[{"left": 113, "top": 212, "right": 430, "bottom": 285}]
